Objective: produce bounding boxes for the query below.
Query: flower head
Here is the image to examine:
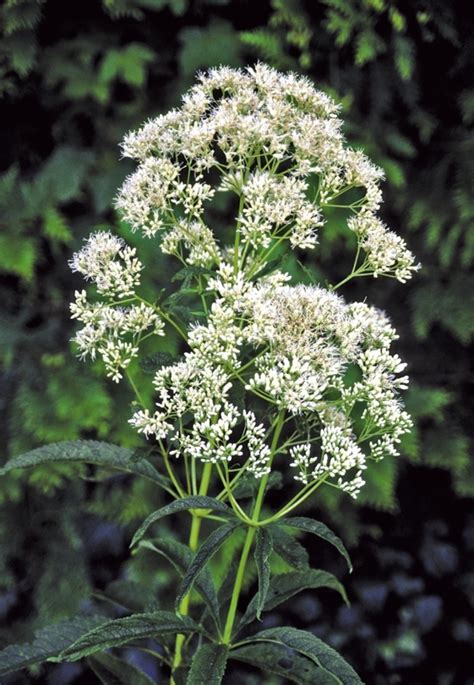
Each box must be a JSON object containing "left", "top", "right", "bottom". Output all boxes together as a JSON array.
[{"left": 116, "top": 63, "right": 419, "bottom": 281}]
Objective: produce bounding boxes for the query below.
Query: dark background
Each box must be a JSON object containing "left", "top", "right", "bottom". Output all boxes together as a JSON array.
[{"left": 0, "top": 1, "right": 473, "bottom": 683}]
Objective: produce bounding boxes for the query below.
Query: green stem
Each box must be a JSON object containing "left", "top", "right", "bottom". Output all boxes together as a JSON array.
[
  {"left": 261, "top": 475, "right": 328, "bottom": 524},
  {"left": 171, "top": 462, "right": 213, "bottom": 679},
  {"left": 221, "top": 523, "right": 256, "bottom": 644},
  {"left": 161, "top": 446, "right": 185, "bottom": 498},
  {"left": 246, "top": 233, "right": 287, "bottom": 279},
  {"left": 125, "top": 369, "right": 146, "bottom": 409},
  {"left": 136, "top": 295, "right": 187, "bottom": 340},
  {"left": 221, "top": 412, "right": 285, "bottom": 644}
]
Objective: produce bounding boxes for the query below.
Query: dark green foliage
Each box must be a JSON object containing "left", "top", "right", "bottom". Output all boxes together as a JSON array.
[
  {"left": 280, "top": 517, "right": 352, "bottom": 571},
  {"left": 271, "top": 525, "right": 310, "bottom": 570},
  {"left": 238, "top": 569, "right": 348, "bottom": 630},
  {"left": 55, "top": 612, "right": 202, "bottom": 662},
  {"left": 185, "top": 643, "right": 228, "bottom": 685},
  {"left": 230, "top": 641, "right": 339, "bottom": 684},
  {"left": 0, "top": 615, "right": 106, "bottom": 675},
  {"left": 253, "top": 527, "right": 273, "bottom": 619},
  {"left": 139, "top": 539, "right": 222, "bottom": 630},
  {"left": 131, "top": 496, "right": 231, "bottom": 547},
  {"left": 0, "top": 440, "right": 171, "bottom": 489},
  {"left": 240, "top": 627, "right": 363, "bottom": 684},
  {"left": 88, "top": 652, "right": 156, "bottom": 685},
  {"left": 175, "top": 522, "right": 241, "bottom": 609}
]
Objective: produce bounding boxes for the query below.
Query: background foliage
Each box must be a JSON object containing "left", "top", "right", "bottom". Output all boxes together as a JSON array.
[{"left": 0, "top": 0, "right": 472, "bottom": 682}]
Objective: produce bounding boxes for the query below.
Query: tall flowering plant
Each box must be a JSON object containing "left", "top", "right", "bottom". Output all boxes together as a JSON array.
[{"left": 0, "top": 65, "right": 418, "bottom": 683}]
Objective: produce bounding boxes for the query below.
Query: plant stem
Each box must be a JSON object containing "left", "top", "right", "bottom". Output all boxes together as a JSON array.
[
  {"left": 161, "top": 446, "right": 185, "bottom": 498},
  {"left": 171, "top": 462, "right": 212, "bottom": 680},
  {"left": 221, "top": 523, "right": 256, "bottom": 644},
  {"left": 125, "top": 369, "right": 146, "bottom": 409},
  {"left": 221, "top": 411, "right": 285, "bottom": 644}
]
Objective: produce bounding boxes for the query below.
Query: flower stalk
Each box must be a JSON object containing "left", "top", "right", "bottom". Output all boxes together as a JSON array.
[{"left": 171, "top": 461, "right": 213, "bottom": 679}]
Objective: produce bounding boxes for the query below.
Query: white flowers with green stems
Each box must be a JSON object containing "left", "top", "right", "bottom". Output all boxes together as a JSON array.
[{"left": 0, "top": 64, "right": 418, "bottom": 684}]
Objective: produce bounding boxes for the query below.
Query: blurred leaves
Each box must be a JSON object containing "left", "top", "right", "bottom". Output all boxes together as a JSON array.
[{"left": 179, "top": 19, "right": 243, "bottom": 77}]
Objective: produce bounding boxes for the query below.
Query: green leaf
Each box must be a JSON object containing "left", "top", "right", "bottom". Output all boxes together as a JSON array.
[
  {"left": 238, "top": 570, "right": 348, "bottom": 631},
  {"left": 355, "top": 30, "right": 384, "bottom": 66},
  {"left": 280, "top": 517, "right": 352, "bottom": 571},
  {"left": 239, "top": 569, "right": 348, "bottom": 630},
  {"left": 186, "top": 643, "right": 228, "bottom": 685},
  {"left": 357, "top": 454, "right": 398, "bottom": 511},
  {"left": 412, "top": 274, "right": 474, "bottom": 344},
  {"left": 0, "top": 615, "right": 106, "bottom": 675},
  {"left": 230, "top": 641, "right": 338, "bottom": 685},
  {"left": 131, "top": 496, "right": 231, "bottom": 547},
  {"left": 55, "top": 612, "right": 201, "bottom": 662},
  {"left": 176, "top": 522, "right": 241, "bottom": 609},
  {"left": 243, "top": 627, "right": 363, "bottom": 684},
  {"left": 393, "top": 36, "right": 415, "bottom": 81},
  {"left": 0, "top": 440, "right": 172, "bottom": 492},
  {"left": 140, "top": 538, "right": 221, "bottom": 631},
  {"left": 42, "top": 206, "right": 72, "bottom": 243},
  {"left": 171, "top": 264, "right": 214, "bottom": 285},
  {"left": 254, "top": 527, "right": 273, "bottom": 620},
  {"left": 88, "top": 652, "right": 156, "bottom": 685},
  {"left": 35, "top": 146, "right": 95, "bottom": 204},
  {"left": 99, "top": 44, "right": 155, "bottom": 88},
  {"left": 239, "top": 30, "right": 291, "bottom": 70},
  {"left": 0, "top": 234, "right": 36, "bottom": 281},
  {"left": 271, "top": 525, "right": 309, "bottom": 570}
]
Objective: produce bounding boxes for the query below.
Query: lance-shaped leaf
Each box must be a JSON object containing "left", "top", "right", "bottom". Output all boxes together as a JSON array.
[
  {"left": 139, "top": 538, "right": 221, "bottom": 631},
  {"left": 254, "top": 527, "right": 273, "bottom": 620},
  {"left": 279, "top": 517, "right": 352, "bottom": 571},
  {"left": 230, "top": 641, "right": 338, "bottom": 685},
  {"left": 0, "top": 615, "right": 106, "bottom": 675},
  {"left": 176, "top": 522, "right": 241, "bottom": 610},
  {"left": 0, "top": 440, "right": 171, "bottom": 491},
  {"left": 131, "top": 496, "right": 231, "bottom": 548},
  {"left": 88, "top": 652, "right": 156, "bottom": 685},
  {"left": 185, "top": 643, "right": 228, "bottom": 685},
  {"left": 271, "top": 525, "right": 309, "bottom": 570},
  {"left": 54, "top": 611, "right": 201, "bottom": 662},
  {"left": 242, "top": 627, "right": 363, "bottom": 684},
  {"left": 238, "top": 570, "right": 348, "bottom": 630}
]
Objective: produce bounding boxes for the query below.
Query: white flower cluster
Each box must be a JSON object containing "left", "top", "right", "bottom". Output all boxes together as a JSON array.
[
  {"left": 129, "top": 291, "right": 271, "bottom": 476},
  {"left": 69, "top": 233, "right": 164, "bottom": 382},
  {"left": 240, "top": 283, "right": 411, "bottom": 496},
  {"left": 69, "top": 231, "right": 142, "bottom": 298},
  {"left": 239, "top": 171, "right": 323, "bottom": 250},
  {"left": 348, "top": 210, "right": 418, "bottom": 282},
  {"left": 116, "top": 63, "right": 418, "bottom": 281},
  {"left": 69, "top": 65, "right": 417, "bottom": 500}
]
